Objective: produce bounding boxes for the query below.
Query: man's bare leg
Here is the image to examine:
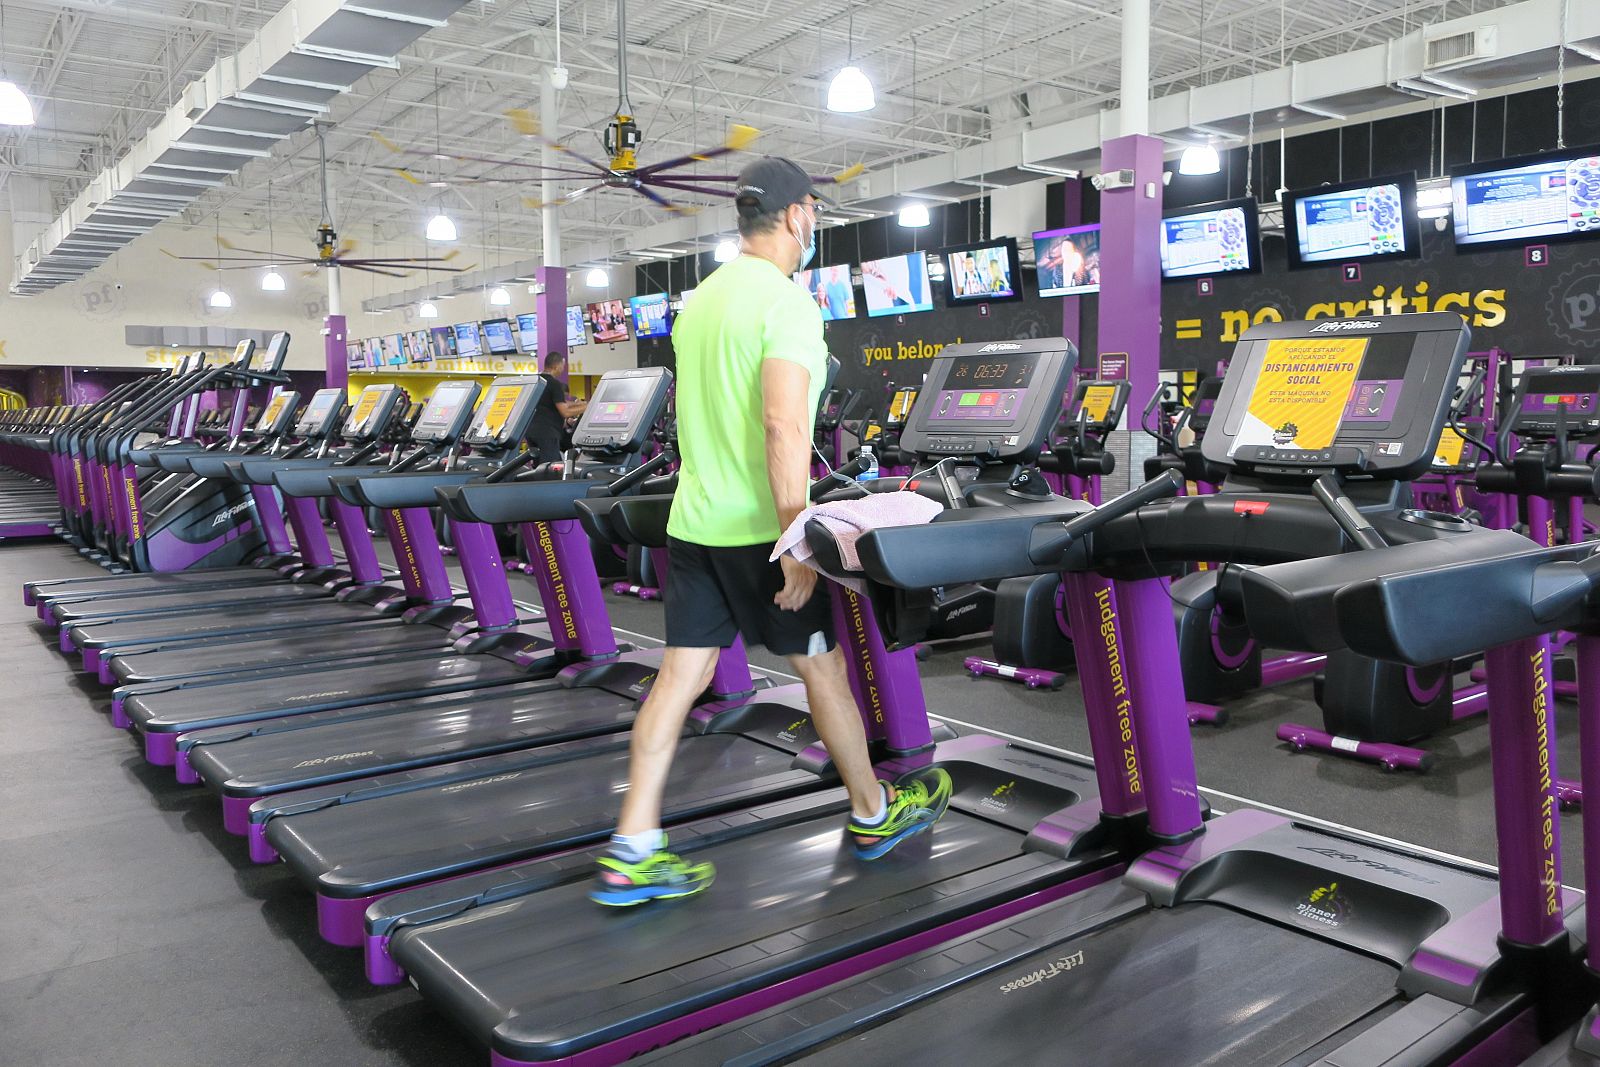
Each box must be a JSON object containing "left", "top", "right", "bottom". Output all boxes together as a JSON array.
[
  {"left": 615, "top": 645, "right": 720, "bottom": 836},
  {"left": 787, "top": 645, "right": 887, "bottom": 820}
]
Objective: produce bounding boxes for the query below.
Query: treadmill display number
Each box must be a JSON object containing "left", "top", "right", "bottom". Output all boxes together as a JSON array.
[{"left": 947, "top": 355, "right": 1035, "bottom": 389}]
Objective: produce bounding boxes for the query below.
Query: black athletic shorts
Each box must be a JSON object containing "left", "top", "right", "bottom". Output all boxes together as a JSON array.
[{"left": 664, "top": 536, "right": 836, "bottom": 656}]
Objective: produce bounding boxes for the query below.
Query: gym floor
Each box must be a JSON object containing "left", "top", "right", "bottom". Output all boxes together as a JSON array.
[{"left": 0, "top": 539, "right": 1586, "bottom": 1066}]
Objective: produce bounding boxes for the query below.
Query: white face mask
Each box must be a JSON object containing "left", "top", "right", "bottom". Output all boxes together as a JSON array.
[{"left": 791, "top": 206, "right": 816, "bottom": 271}]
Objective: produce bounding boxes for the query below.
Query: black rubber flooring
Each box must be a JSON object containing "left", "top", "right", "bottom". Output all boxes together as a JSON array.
[{"left": 0, "top": 536, "right": 1587, "bottom": 1066}]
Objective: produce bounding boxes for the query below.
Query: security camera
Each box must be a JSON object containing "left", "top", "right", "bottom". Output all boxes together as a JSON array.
[{"left": 114, "top": 282, "right": 123, "bottom": 290}]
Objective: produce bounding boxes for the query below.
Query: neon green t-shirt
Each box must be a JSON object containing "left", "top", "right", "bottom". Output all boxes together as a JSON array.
[{"left": 667, "top": 254, "right": 827, "bottom": 546}]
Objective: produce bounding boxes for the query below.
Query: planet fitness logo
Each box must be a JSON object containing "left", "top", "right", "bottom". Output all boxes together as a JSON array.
[
  {"left": 1295, "top": 881, "right": 1352, "bottom": 928},
  {"left": 1550, "top": 264, "right": 1600, "bottom": 351}
]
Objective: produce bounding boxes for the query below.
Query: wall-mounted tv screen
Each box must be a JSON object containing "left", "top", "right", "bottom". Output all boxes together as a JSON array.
[
  {"left": 631, "top": 293, "right": 671, "bottom": 338},
  {"left": 515, "top": 313, "right": 538, "bottom": 352},
  {"left": 795, "top": 264, "right": 857, "bottom": 321},
  {"left": 1160, "top": 197, "right": 1261, "bottom": 280},
  {"left": 587, "top": 299, "right": 630, "bottom": 343},
  {"left": 480, "top": 318, "right": 517, "bottom": 355},
  {"left": 432, "top": 326, "right": 457, "bottom": 359},
  {"left": 1032, "top": 225, "right": 1101, "bottom": 297},
  {"left": 346, "top": 343, "right": 365, "bottom": 371},
  {"left": 944, "top": 238, "right": 1021, "bottom": 304},
  {"left": 452, "top": 321, "right": 483, "bottom": 358},
  {"left": 407, "top": 329, "right": 433, "bottom": 364},
  {"left": 566, "top": 305, "right": 589, "bottom": 347},
  {"left": 1284, "top": 172, "right": 1420, "bottom": 269},
  {"left": 1451, "top": 145, "right": 1600, "bottom": 249},
  {"left": 381, "top": 334, "right": 406, "bottom": 367},
  {"left": 860, "top": 251, "right": 934, "bottom": 317}
]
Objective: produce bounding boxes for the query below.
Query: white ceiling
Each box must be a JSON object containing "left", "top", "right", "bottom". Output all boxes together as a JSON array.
[{"left": 0, "top": 0, "right": 1546, "bottom": 268}]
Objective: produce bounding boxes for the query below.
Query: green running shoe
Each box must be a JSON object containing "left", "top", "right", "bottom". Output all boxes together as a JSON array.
[
  {"left": 591, "top": 840, "right": 716, "bottom": 907},
  {"left": 849, "top": 766, "right": 954, "bottom": 860}
]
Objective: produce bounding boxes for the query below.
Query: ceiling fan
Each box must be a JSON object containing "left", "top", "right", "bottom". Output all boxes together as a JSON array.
[{"left": 374, "top": 0, "right": 863, "bottom": 214}]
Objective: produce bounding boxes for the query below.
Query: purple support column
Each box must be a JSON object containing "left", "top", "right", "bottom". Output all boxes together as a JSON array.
[
  {"left": 1577, "top": 635, "right": 1600, "bottom": 974},
  {"left": 449, "top": 520, "right": 519, "bottom": 631},
  {"left": 1482, "top": 637, "right": 1565, "bottom": 948},
  {"left": 256, "top": 486, "right": 300, "bottom": 559},
  {"left": 534, "top": 268, "right": 568, "bottom": 366},
  {"left": 327, "top": 498, "right": 382, "bottom": 584},
  {"left": 1096, "top": 135, "right": 1164, "bottom": 419},
  {"left": 382, "top": 507, "right": 453, "bottom": 603},
  {"left": 1059, "top": 572, "right": 1145, "bottom": 818},
  {"left": 1060, "top": 179, "right": 1083, "bottom": 350},
  {"left": 325, "top": 314, "right": 348, "bottom": 391},
  {"left": 1115, "top": 576, "right": 1204, "bottom": 839},
  {"left": 831, "top": 585, "right": 930, "bottom": 755}
]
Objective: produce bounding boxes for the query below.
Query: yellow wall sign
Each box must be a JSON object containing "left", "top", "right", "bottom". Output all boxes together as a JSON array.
[
  {"left": 1080, "top": 384, "right": 1118, "bottom": 424},
  {"left": 1228, "top": 337, "right": 1367, "bottom": 456}
]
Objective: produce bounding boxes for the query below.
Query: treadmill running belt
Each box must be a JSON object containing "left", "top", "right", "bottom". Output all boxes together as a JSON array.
[
  {"left": 391, "top": 810, "right": 1071, "bottom": 1062},
  {"left": 112, "top": 621, "right": 449, "bottom": 683},
  {"left": 267, "top": 734, "right": 813, "bottom": 896},
  {"left": 684, "top": 903, "right": 1400, "bottom": 1067}
]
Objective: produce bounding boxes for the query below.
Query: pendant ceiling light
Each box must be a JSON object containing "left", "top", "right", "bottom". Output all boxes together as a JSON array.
[
  {"left": 1178, "top": 144, "right": 1220, "bottom": 175},
  {"left": 0, "top": 1, "right": 33, "bottom": 127},
  {"left": 419, "top": 300, "right": 439, "bottom": 318},
  {"left": 489, "top": 285, "right": 511, "bottom": 306},
  {"left": 897, "top": 202, "right": 930, "bottom": 228},
  {"left": 827, "top": 0, "right": 875, "bottom": 113},
  {"left": 586, "top": 266, "right": 609, "bottom": 287}
]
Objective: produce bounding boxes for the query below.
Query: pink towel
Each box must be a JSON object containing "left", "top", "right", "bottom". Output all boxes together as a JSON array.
[{"left": 772, "top": 491, "right": 944, "bottom": 592}]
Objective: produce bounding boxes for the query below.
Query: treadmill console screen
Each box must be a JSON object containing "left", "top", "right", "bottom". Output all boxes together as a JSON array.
[
  {"left": 253, "top": 391, "right": 299, "bottom": 434},
  {"left": 261, "top": 331, "right": 290, "bottom": 372},
  {"left": 294, "top": 389, "right": 346, "bottom": 437},
  {"left": 343, "top": 385, "right": 401, "bottom": 440},
  {"left": 463, "top": 377, "right": 544, "bottom": 446},
  {"left": 1512, "top": 366, "right": 1600, "bottom": 437},
  {"left": 413, "top": 381, "right": 482, "bottom": 443},
  {"left": 900, "top": 339, "right": 1077, "bottom": 462},
  {"left": 1205, "top": 314, "right": 1470, "bottom": 480},
  {"left": 570, "top": 367, "right": 673, "bottom": 452},
  {"left": 230, "top": 339, "right": 257, "bottom": 369}
]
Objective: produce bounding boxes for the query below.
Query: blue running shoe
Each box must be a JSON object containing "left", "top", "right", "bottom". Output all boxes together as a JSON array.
[
  {"left": 590, "top": 839, "right": 716, "bottom": 907},
  {"left": 849, "top": 766, "right": 954, "bottom": 860}
]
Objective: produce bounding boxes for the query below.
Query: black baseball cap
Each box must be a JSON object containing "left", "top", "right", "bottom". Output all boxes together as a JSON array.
[{"left": 735, "top": 156, "right": 834, "bottom": 217}]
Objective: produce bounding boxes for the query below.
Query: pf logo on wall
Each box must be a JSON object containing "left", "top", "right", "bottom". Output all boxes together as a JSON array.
[
  {"left": 1551, "top": 265, "right": 1600, "bottom": 351},
  {"left": 76, "top": 280, "right": 128, "bottom": 318}
]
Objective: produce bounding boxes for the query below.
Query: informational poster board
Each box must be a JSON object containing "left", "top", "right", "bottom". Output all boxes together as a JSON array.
[{"left": 1228, "top": 337, "right": 1367, "bottom": 455}]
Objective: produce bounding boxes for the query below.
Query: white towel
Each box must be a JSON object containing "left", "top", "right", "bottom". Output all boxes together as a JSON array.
[{"left": 772, "top": 491, "right": 944, "bottom": 592}]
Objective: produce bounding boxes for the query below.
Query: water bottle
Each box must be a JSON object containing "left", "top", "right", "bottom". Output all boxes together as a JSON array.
[{"left": 857, "top": 445, "right": 880, "bottom": 483}]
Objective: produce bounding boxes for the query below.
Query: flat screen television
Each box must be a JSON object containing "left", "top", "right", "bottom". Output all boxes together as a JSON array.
[
  {"left": 1451, "top": 145, "right": 1600, "bottom": 249},
  {"left": 566, "top": 305, "right": 589, "bottom": 347},
  {"left": 346, "top": 342, "right": 365, "bottom": 371},
  {"left": 432, "top": 326, "right": 457, "bottom": 359},
  {"left": 944, "top": 238, "right": 1022, "bottom": 304},
  {"left": 631, "top": 293, "right": 671, "bottom": 338},
  {"left": 860, "top": 252, "right": 934, "bottom": 317},
  {"left": 452, "top": 321, "right": 483, "bottom": 358},
  {"left": 587, "top": 299, "right": 630, "bottom": 343},
  {"left": 480, "top": 318, "right": 517, "bottom": 355},
  {"left": 407, "top": 329, "right": 433, "bottom": 364},
  {"left": 1284, "top": 173, "right": 1420, "bottom": 269},
  {"left": 381, "top": 334, "right": 406, "bottom": 367},
  {"left": 1159, "top": 198, "right": 1262, "bottom": 280},
  {"left": 1032, "top": 225, "right": 1101, "bottom": 297},
  {"left": 515, "top": 313, "right": 538, "bottom": 352},
  {"left": 795, "top": 265, "right": 857, "bottom": 321}
]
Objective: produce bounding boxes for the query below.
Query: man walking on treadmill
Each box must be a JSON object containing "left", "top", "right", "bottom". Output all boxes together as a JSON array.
[{"left": 593, "top": 157, "right": 953, "bottom": 906}]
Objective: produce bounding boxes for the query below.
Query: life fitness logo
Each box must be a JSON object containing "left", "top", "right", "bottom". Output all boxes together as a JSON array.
[
  {"left": 1309, "top": 319, "right": 1382, "bottom": 333},
  {"left": 977, "top": 342, "right": 1023, "bottom": 352}
]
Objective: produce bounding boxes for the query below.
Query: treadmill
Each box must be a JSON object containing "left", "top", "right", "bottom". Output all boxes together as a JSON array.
[
  {"left": 334, "top": 343, "right": 1183, "bottom": 1059},
  {"left": 166, "top": 369, "right": 696, "bottom": 821},
  {"left": 114, "top": 378, "right": 615, "bottom": 766},
  {"left": 54, "top": 384, "right": 413, "bottom": 677},
  {"left": 628, "top": 314, "right": 1586, "bottom": 1067},
  {"left": 100, "top": 377, "right": 546, "bottom": 689},
  {"left": 35, "top": 381, "right": 343, "bottom": 625}
]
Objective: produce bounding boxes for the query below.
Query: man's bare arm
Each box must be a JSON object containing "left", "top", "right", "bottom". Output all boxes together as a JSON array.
[{"left": 761, "top": 359, "right": 813, "bottom": 532}]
